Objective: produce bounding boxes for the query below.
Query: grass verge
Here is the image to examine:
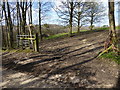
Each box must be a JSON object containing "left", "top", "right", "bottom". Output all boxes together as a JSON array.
[
  {"left": 45, "top": 33, "right": 69, "bottom": 40},
  {"left": 100, "top": 51, "right": 120, "bottom": 64},
  {"left": 94, "top": 27, "right": 109, "bottom": 30},
  {"left": 44, "top": 30, "right": 97, "bottom": 40},
  {"left": 2, "top": 48, "right": 36, "bottom": 53},
  {"left": 116, "top": 26, "right": 120, "bottom": 30},
  {"left": 44, "top": 28, "right": 108, "bottom": 40}
]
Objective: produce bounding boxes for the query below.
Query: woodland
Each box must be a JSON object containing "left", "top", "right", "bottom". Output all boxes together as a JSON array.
[{"left": 0, "top": 0, "right": 120, "bottom": 88}]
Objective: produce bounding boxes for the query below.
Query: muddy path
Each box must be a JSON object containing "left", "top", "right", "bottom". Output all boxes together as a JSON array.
[{"left": 1, "top": 30, "right": 119, "bottom": 88}]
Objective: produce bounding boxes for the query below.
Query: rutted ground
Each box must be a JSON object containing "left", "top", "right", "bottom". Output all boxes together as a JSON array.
[{"left": 1, "top": 30, "right": 119, "bottom": 88}]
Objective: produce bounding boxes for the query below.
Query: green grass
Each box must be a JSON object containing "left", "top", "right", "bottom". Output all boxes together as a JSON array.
[
  {"left": 94, "top": 26, "right": 120, "bottom": 31},
  {"left": 44, "top": 26, "right": 119, "bottom": 40},
  {"left": 95, "top": 26, "right": 120, "bottom": 30},
  {"left": 45, "top": 29, "right": 105, "bottom": 40},
  {"left": 80, "top": 30, "right": 88, "bottom": 32},
  {"left": 100, "top": 52, "right": 120, "bottom": 64},
  {"left": 16, "top": 49, "right": 35, "bottom": 53},
  {"left": 45, "top": 30, "right": 90, "bottom": 40},
  {"left": 116, "top": 26, "right": 120, "bottom": 30},
  {"left": 2, "top": 48, "right": 36, "bottom": 53},
  {"left": 45, "top": 32, "right": 69, "bottom": 40},
  {"left": 94, "top": 27, "right": 109, "bottom": 30}
]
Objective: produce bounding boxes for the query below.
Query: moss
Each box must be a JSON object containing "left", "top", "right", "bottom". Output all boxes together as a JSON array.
[
  {"left": 16, "top": 49, "right": 36, "bottom": 53},
  {"left": 2, "top": 49, "right": 18, "bottom": 53},
  {"left": 2, "top": 48, "right": 36, "bottom": 53},
  {"left": 100, "top": 51, "right": 120, "bottom": 64}
]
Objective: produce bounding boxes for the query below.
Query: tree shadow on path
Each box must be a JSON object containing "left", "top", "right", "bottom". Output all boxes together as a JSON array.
[{"left": 45, "top": 53, "right": 99, "bottom": 80}]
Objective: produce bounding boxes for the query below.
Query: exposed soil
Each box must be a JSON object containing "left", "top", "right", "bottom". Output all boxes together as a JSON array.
[{"left": 1, "top": 30, "right": 120, "bottom": 88}]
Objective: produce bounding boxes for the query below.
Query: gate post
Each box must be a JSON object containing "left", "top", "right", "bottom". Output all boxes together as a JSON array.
[{"left": 34, "top": 33, "right": 39, "bottom": 52}]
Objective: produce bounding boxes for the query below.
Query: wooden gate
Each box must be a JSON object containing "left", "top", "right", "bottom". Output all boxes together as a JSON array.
[{"left": 16, "top": 33, "right": 39, "bottom": 52}]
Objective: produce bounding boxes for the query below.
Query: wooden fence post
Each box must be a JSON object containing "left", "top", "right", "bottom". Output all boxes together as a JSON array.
[{"left": 34, "top": 33, "right": 39, "bottom": 52}]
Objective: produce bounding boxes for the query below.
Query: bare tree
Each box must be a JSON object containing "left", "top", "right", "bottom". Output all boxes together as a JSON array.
[
  {"left": 108, "top": 2, "right": 120, "bottom": 88},
  {"left": 20, "top": 1, "right": 28, "bottom": 34},
  {"left": 7, "top": 2, "right": 14, "bottom": 48},
  {"left": 73, "top": 1, "right": 88, "bottom": 33},
  {"left": 39, "top": 0, "right": 42, "bottom": 41},
  {"left": 17, "top": 1, "right": 22, "bottom": 35},
  {"left": 2, "top": 2, "right": 14, "bottom": 49},
  {"left": 103, "top": 0, "right": 119, "bottom": 53},
  {"left": 108, "top": 0, "right": 120, "bottom": 53},
  {"left": 53, "top": 0, "right": 76, "bottom": 36},
  {"left": 29, "top": 0, "right": 32, "bottom": 24},
  {"left": 16, "top": 1, "right": 19, "bottom": 35},
  {"left": 0, "top": 5, "right": 5, "bottom": 48},
  {"left": 108, "top": 1, "right": 116, "bottom": 42},
  {"left": 38, "top": 0, "right": 52, "bottom": 41},
  {"left": 85, "top": 2, "right": 106, "bottom": 30}
]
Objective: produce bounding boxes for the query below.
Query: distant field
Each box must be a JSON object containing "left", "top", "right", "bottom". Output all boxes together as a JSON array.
[
  {"left": 44, "top": 27, "right": 108, "bottom": 40},
  {"left": 44, "top": 26, "right": 120, "bottom": 40}
]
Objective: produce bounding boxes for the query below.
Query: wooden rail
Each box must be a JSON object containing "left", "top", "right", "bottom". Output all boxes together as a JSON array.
[{"left": 16, "top": 33, "right": 39, "bottom": 52}]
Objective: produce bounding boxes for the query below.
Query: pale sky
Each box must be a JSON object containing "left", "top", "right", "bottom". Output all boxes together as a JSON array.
[
  {"left": 30, "top": 0, "right": 119, "bottom": 27},
  {"left": 1, "top": 0, "right": 120, "bottom": 27}
]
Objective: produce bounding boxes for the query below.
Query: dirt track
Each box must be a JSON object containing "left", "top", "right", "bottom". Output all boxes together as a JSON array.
[{"left": 1, "top": 30, "right": 119, "bottom": 88}]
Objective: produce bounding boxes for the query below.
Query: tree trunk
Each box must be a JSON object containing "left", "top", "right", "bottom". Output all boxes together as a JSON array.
[
  {"left": 90, "top": 14, "right": 93, "bottom": 30},
  {"left": 29, "top": 0, "right": 32, "bottom": 24},
  {"left": 39, "top": 1, "right": 42, "bottom": 41},
  {"left": 21, "top": 2, "right": 27, "bottom": 34},
  {"left": 7, "top": 2, "right": 14, "bottom": 49},
  {"left": 1, "top": 9, "right": 6, "bottom": 48},
  {"left": 2, "top": 2, "right": 9, "bottom": 49},
  {"left": 3, "top": 2, "right": 13, "bottom": 49},
  {"left": 18, "top": 2, "right": 22, "bottom": 34},
  {"left": 21, "top": 2, "right": 25, "bottom": 34},
  {"left": 108, "top": 0, "right": 120, "bottom": 53},
  {"left": 77, "top": 12, "right": 81, "bottom": 33},
  {"left": 17, "top": 1, "right": 20, "bottom": 47},
  {"left": 77, "top": 20, "right": 80, "bottom": 33},
  {"left": 77, "top": 7, "right": 80, "bottom": 33},
  {"left": 69, "top": 1, "right": 74, "bottom": 36},
  {"left": 17, "top": 1, "right": 20, "bottom": 35},
  {"left": 108, "top": 1, "right": 117, "bottom": 45}
]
